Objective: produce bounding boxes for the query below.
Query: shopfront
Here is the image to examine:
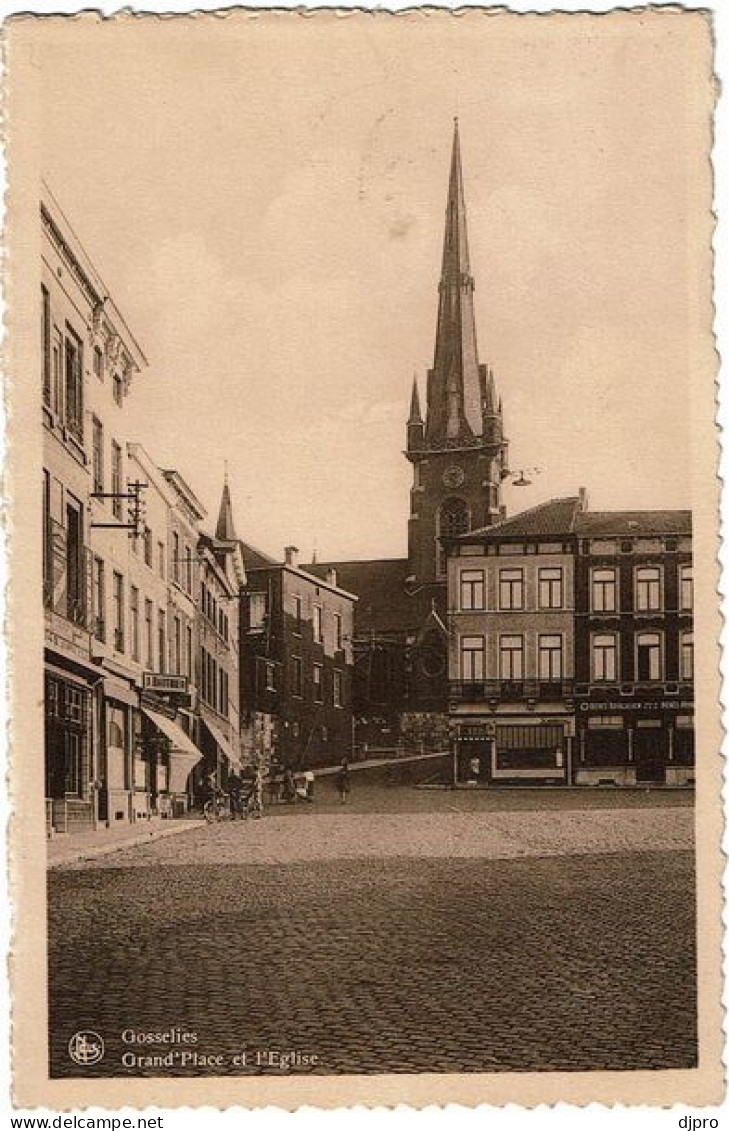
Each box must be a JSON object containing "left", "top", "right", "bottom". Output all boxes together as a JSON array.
[
  {"left": 454, "top": 715, "right": 575, "bottom": 784},
  {"left": 575, "top": 698, "right": 695, "bottom": 786},
  {"left": 45, "top": 663, "right": 96, "bottom": 834}
]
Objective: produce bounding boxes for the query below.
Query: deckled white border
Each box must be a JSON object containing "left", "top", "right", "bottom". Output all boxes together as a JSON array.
[{"left": 1, "top": 1, "right": 726, "bottom": 1126}]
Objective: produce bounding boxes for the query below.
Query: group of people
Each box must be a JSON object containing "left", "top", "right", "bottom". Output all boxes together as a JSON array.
[{"left": 202, "top": 758, "right": 353, "bottom": 821}]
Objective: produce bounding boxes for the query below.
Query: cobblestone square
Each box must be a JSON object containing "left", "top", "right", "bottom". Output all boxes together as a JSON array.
[{"left": 48, "top": 790, "right": 696, "bottom": 1078}]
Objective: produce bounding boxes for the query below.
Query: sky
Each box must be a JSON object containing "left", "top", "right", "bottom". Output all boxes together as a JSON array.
[{"left": 36, "top": 10, "right": 713, "bottom": 561}]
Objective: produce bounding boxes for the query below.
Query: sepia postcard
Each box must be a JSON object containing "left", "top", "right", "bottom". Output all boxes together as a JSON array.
[{"left": 4, "top": 5, "right": 724, "bottom": 1111}]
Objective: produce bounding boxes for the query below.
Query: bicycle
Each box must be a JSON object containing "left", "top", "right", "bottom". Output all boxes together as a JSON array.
[{"left": 203, "top": 790, "right": 231, "bottom": 823}]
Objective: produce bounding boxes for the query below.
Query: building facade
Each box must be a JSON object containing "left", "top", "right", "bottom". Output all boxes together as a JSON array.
[
  {"left": 191, "top": 480, "right": 246, "bottom": 797},
  {"left": 317, "top": 121, "right": 508, "bottom": 754},
  {"left": 240, "top": 546, "right": 356, "bottom": 770},
  {"left": 42, "top": 185, "right": 146, "bottom": 834},
  {"left": 446, "top": 497, "right": 694, "bottom": 786},
  {"left": 573, "top": 510, "right": 693, "bottom": 786}
]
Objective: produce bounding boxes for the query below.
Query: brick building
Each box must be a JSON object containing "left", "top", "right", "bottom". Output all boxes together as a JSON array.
[
  {"left": 446, "top": 496, "right": 694, "bottom": 785},
  {"left": 239, "top": 546, "right": 356, "bottom": 770},
  {"left": 573, "top": 509, "right": 693, "bottom": 785}
]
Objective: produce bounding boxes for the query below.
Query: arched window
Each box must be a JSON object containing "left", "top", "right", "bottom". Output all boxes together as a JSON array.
[{"left": 437, "top": 497, "right": 469, "bottom": 576}]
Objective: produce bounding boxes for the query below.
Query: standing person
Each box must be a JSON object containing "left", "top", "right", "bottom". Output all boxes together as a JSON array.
[
  {"left": 252, "top": 764, "right": 265, "bottom": 819},
  {"left": 337, "top": 760, "right": 351, "bottom": 805},
  {"left": 303, "top": 769, "right": 315, "bottom": 803},
  {"left": 227, "top": 769, "right": 241, "bottom": 820}
]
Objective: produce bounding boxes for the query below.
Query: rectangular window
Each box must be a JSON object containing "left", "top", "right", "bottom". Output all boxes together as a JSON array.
[
  {"left": 538, "top": 635, "right": 563, "bottom": 681},
  {"left": 592, "top": 567, "right": 617, "bottom": 612},
  {"left": 64, "top": 327, "right": 83, "bottom": 440},
  {"left": 145, "top": 599, "right": 154, "bottom": 668},
  {"left": 499, "top": 635, "right": 524, "bottom": 681},
  {"left": 499, "top": 568, "right": 524, "bottom": 610},
  {"left": 592, "top": 634, "right": 617, "bottom": 682},
  {"left": 460, "top": 569, "right": 485, "bottom": 611},
  {"left": 173, "top": 615, "right": 181, "bottom": 674},
  {"left": 143, "top": 526, "right": 153, "bottom": 567},
  {"left": 65, "top": 497, "right": 84, "bottom": 625},
  {"left": 636, "top": 632, "right": 661, "bottom": 681},
  {"left": 92, "top": 417, "right": 104, "bottom": 494},
  {"left": 333, "top": 669, "right": 343, "bottom": 707},
  {"left": 172, "top": 531, "right": 180, "bottom": 584},
  {"left": 293, "top": 594, "right": 303, "bottom": 634},
  {"left": 113, "top": 571, "right": 124, "bottom": 652},
  {"left": 460, "top": 636, "right": 485, "bottom": 682},
  {"left": 42, "top": 472, "right": 52, "bottom": 607},
  {"left": 158, "top": 610, "right": 166, "bottom": 674},
  {"left": 185, "top": 543, "right": 193, "bottom": 594},
  {"left": 292, "top": 656, "right": 303, "bottom": 697},
  {"left": 186, "top": 624, "right": 193, "bottom": 680},
  {"left": 42, "top": 285, "right": 51, "bottom": 405},
  {"left": 680, "top": 565, "right": 693, "bottom": 611},
  {"left": 93, "top": 345, "right": 103, "bottom": 381},
  {"left": 158, "top": 541, "right": 165, "bottom": 579},
  {"left": 313, "top": 664, "right": 323, "bottom": 702},
  {"left": 538, "top": 567, "right": 563, "bottom": 610},
  {"left": 111, "top": 441, "right": 122, "bottom": 520},
  {"left": 249, "top": 592, "right": 267, "bottom": 632},
  {"left": 635, "top": 566, "right": 661, "bottom": 612},
  {"left": 334, "top": 611, "right": 343, "bottom": 650},
  {"left": 52, "top": 327, "right": 63, "bottom": 418},
  {"left": 681, "top": 633, "right": 693, "bottom": 681},
  {"left": 130, "top": 586, "right": 140, "bottom": 662},
  {"left": 113, "top": 372, "right": 123, "bottom": 407},
  {"left": 92, "top": 556, "right": 105, "bottom": 643},
  {"left": 313, "top": 605, "right": 323, "bottom": 644}
]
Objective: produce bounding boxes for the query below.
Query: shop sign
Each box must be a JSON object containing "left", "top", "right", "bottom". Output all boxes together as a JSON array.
[
  {"left": 143, "top": 672, "right": 189, "bottom": 695},
  {"left": 578, "top": 699, "right": 691, "bottom": 713}
]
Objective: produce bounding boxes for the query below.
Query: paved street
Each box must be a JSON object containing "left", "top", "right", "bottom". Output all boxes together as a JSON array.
[{"left": 48, "top": 786, "right": 696, "bottom": 1078}]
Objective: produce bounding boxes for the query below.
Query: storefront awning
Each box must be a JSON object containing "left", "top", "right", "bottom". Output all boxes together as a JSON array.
[
  {"left": 202, "top": 717, "right": 241, "bottom": 771},
  {"left": 142, "top": 706, "right": 204, "bottom": 794},
  {"left": 103, "top": 675, "right": 139, "bottom": 708}
]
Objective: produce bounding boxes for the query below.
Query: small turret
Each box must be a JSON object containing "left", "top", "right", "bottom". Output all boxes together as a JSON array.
[{"left": 406, "top": 374, "right": 425, "bottom": 453}]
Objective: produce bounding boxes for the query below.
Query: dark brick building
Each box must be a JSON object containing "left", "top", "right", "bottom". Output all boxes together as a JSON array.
[
  {"left": 573, "top": 509, "right": 693, "bottom": 785},
  {"left": 239, "top": 546, "right": 356, "bottom": 770}
]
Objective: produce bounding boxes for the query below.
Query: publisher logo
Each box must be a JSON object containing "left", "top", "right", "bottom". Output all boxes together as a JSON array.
[{"left": 68, "top": 1031, "right": 104, "bottom": 1066}]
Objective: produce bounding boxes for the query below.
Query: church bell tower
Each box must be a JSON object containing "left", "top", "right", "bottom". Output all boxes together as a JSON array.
[{"left": 406, "top": 119, "right": 509, "bottom": 585}]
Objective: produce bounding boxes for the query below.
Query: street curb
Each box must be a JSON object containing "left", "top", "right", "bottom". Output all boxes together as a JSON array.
[{"left": 47, "top": 820, "right": 206, "bottom": 870}]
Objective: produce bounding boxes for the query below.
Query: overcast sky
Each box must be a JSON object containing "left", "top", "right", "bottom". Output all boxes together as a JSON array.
[{"left": 37, "top": 11, "right": 712, "bottom": 561}]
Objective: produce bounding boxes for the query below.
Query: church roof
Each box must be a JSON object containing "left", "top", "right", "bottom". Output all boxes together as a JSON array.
[
  {"left": 425, "top": 119, "right": 487, "bottom": 445},
  {"left": 307, "top": 558, "right": 425, "bottom": 635},
  {"left": 239, "top": 540, "right": 278, "bottom": 571},
  {"left": 215, "top": 479, "right": 238, "bottom": 542}
]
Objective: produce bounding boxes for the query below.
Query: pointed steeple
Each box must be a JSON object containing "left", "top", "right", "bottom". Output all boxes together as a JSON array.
[
  {"left": 408, "top": 375, "right": 423, "bottom": 424},
  {"left": 426, "top": 119, "right": 483, "bottom": 443},
  {"left": 215, "top": 466, "right": 237, "bottom": 543}
]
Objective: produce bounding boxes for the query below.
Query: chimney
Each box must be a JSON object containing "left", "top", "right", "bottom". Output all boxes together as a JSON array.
[
  {"left": 326, "top": 567, "right": 338, "bottom": 588},
  {"left": 284, "top": 545, "right": 299, "bottom": 568},
  {"left": 578, "top": 487, "right": 589, "bottom": 512}
]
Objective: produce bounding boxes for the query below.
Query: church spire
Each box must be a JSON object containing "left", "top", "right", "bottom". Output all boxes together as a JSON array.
[
  {"left": 215, "top": 468, "right": 237, "bottom": 543},
  {"left": 408, "top": 374, "right": 423, "bottom": 424},
  {"left": 426, "top": 118, "right": 483, "bottom": 444}
]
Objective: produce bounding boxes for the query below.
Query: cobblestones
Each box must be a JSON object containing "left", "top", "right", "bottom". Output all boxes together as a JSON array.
[{"left": 48, "top": 804, "right": 696, "bottom": 1077}]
